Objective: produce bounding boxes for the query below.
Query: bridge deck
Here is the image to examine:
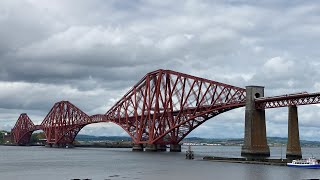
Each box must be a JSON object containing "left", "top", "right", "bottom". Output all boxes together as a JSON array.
[{"left": 255, "top": 92, "right": 320, "bottom": 109}]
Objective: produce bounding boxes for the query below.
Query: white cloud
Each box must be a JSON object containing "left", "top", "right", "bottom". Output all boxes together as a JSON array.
[
  {"left": 80, "top": 123, "right": 129, "bottom": 137},
  {"left": 263, "top": 56, "right": 294, "bottom": 75}
]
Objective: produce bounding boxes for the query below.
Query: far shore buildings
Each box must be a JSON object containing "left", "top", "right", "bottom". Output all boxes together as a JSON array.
[{"left": 2, "top": 132, "right": 12, "bottom": 144}]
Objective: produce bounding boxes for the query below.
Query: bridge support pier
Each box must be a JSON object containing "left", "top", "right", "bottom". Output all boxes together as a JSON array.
[
  {"left": 66, "top": 143, "right": 74, "bottom": 148},
  {"left": 52, "top": 144, "right": 61, "bottom": 148},
  {"left": 157, "top": 144, "right": 167, "bottom": 151},
  {"left": 145, "top": 144, "right": 158, "bottom": 152},
  {"left": 170, "top": 144, "right": 181, "bottom": 152},
  {"left": 50, "top": 143, "right": 74, "bottom": 148},
  {"left": 241, "top": 86, "right": 270, "bottom": 158},
  {"left": 286, "top": 105, "right": 302, "bottom": 160},
  {"left": 132, "top": 144, "right": 144, "bottom": 151},
  {"left": 45, "top": 143, "right": 52, "bottom": 147}
]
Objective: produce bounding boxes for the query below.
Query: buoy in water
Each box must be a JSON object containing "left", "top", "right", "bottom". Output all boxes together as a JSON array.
[{"left": 186, "top": 145, "right": 194, "bottom": 159}]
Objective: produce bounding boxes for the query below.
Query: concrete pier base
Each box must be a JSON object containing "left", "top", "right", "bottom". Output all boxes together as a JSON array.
[
  {"left": 157, "top": 144, "right": 167, "bottom": 151},
  {"left": 65, "top": 143, "right": 74, "bottom": 148},
  {"left": 145, "top": 144, "right": 157, "bottom": 152},
  {"left": 241, "top": 149, "right": 270, "bottom": 159},
  {"left": 45, "top": 144, "right": 52, "bottom": 148},
  {"left": 241, "top": 86, "right": 270, "bottom": 158},
  {"left": 51, "top": 143, "right": 73, "bottom": 148},
  {"left": 52, "top": 144, "right": 60, "bottom": 148},
  {"left": 286, "top": 154, "right": 302, "bottom": 160},
  {"left": 286, "top": 105, "right": 302, "bottom": 160},
  {"left": 170, "top": 144, "right": 181, "bottom": 152},
  {"left": 132, "top": 144, "right": 144, "bottom": 151}
]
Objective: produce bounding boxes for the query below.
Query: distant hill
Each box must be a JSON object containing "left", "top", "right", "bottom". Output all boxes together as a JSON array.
[
  {"left": 75, "top": 134, "right": 131, "bottom": 142},
  {"left": 183, "top": 136, "right": 320, "bottom": 147},
  {"left": 266, "top": 137, "right": 320, "bottom": 147}
]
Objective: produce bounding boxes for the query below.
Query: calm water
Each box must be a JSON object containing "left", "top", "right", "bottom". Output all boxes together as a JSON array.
[{"left": 1, "top": 145, "right": 320, "bottom": 180}]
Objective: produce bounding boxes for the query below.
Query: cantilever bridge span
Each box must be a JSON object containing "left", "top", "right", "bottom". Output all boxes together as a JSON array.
[
  {"left": 12, "top": 70, "right": 246, "bottom": 146},
  {"left": 10, "top": 69, "right": 320, "bottom": 157}
]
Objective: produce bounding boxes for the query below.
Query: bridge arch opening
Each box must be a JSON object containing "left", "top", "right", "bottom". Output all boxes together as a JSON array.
[
  {"left": 182, "top": 107, "right": 245, "bottom": 155},
  {"left": 75, "top": 122, "right": 132, "bottom": 147},
  {"left": 264, "top": 105, "right": 320, "bottom": 158},
  {"left": 169, "top": 107, "right": 245, "bottom": 141},
  {"left": 14, "top": 129, "right": 45, "bottom": 146},
  {"left": 30, "top": 130, "right": 46, "bottom": 145}
]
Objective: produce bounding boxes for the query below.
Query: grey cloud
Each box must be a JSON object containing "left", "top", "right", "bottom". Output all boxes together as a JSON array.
[
  {"left": 0, "top": 1, "right": 63, "bottom": 54},
  {"left": 1, "top": 0, "right": 320, "bottom": 139},
  {"left": 249, "top": 56, "right": 320, "bottom": 94}
]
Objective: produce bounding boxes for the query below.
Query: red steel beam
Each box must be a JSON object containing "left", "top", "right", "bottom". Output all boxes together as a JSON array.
[
  {"left": 11, "top": 113, "right": 35, "bottom": 145},
  {"left": 255, "top": 92, "right": 320, "bottom": 109},
  {"left": 41, "top": 101, "right": 93, "bottom": 145},
  {"left": 11, "top": 69, "right": 270, "bottom": 146},
  {"left": 105, "top": 69, "right": 246, "bottom": 144},
  {"left": 15, "top": 69, "right": 320, "bottom": 147}
]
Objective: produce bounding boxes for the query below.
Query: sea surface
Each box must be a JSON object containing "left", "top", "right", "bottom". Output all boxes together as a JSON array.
[{"left": 0, "top": 145, "right": 320, "bottom": 180}]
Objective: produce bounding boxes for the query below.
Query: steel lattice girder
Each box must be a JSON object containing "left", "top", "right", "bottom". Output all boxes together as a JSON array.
[
  {"left": 41, "top": 101, "right": 92, "bottom": 145},
  {"left": 255, "top": 92, "right": 320, "bottom": 109},
  {"left": 11, "top": 69, "right": 320, "bottom": 146},
  {"left": 105, "top": 69, "right": 246, "bottom": 144},
  {"left": 11, "top": 113, "right": 35, "bottom": 145}
]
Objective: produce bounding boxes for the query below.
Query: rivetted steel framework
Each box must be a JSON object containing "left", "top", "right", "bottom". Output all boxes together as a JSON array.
[
  {"left": 11, "top": 113, "right": 37, "bottom": 145},
  {"left": 11, "top": 69, "right": 247, "bottom": 147},
  {"left": 255, "top": 92, "right": 320, "bottom": 109},
  {"left": 41, "top": 101, "right": 95, "bottom": 146},
  {"left": 10, "top": 69, "right": 320, "bottom": 154},
  {"left": 105, "top": 69, "right": 246, "bottom": 145}
]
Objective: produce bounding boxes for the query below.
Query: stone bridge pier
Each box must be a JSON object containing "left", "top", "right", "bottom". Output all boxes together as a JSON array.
[
  {"left": 286, "top": 105, "right": 302, "bottom": 160},
  {"left": 132, "top": 144, "right": 181, "bottom": 152},
  {"left": 241, "top": 86, "right": 270, "bottom": 158}
]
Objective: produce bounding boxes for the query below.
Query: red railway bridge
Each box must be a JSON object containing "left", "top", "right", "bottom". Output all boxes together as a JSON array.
[{"left": 11, "top": 69, "right": 320, "bottom": 159}]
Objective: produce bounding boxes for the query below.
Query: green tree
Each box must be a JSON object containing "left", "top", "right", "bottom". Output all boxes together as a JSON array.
[
  {"left": 30, "top": 132, "right": 46, "bottom": 144},
  {"left": 0, "top": 130, "right": 10, "bottom": 144}
]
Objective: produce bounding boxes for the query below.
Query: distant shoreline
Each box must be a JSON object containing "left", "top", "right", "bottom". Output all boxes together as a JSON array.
[{"left": 75, "top": 144, "right": 132, "bottom": 148}]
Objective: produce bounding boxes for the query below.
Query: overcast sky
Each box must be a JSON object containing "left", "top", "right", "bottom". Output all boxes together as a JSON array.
[{"left": 1, "top": 0, "right": 320, "bottom": 140}]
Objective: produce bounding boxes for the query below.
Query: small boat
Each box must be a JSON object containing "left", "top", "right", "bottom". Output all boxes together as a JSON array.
[{"left": 287, "top": 157, "right": 320, "bottom": 169}]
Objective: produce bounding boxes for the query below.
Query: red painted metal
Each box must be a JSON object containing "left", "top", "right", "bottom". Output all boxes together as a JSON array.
[
  {"left": 255, "top": 92, "right": 320, "bottom": 109},
  {"left": 11, "top": 113, "right": 36, "bottom": 145},
  {"left": 90, "top": 114, "right": 108, "bottom": 123},
  {"left": 12, "top": 69, "right": 247, "bottom": 145},
  {"left": 13, "top": 69, "right": 320, "bottom": 147},
  {"left": 105, "top": 69, "right": 246, "bottom": 144},
  {"left": 41, "top": 101, "right": 92, "bottom": 145}
]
